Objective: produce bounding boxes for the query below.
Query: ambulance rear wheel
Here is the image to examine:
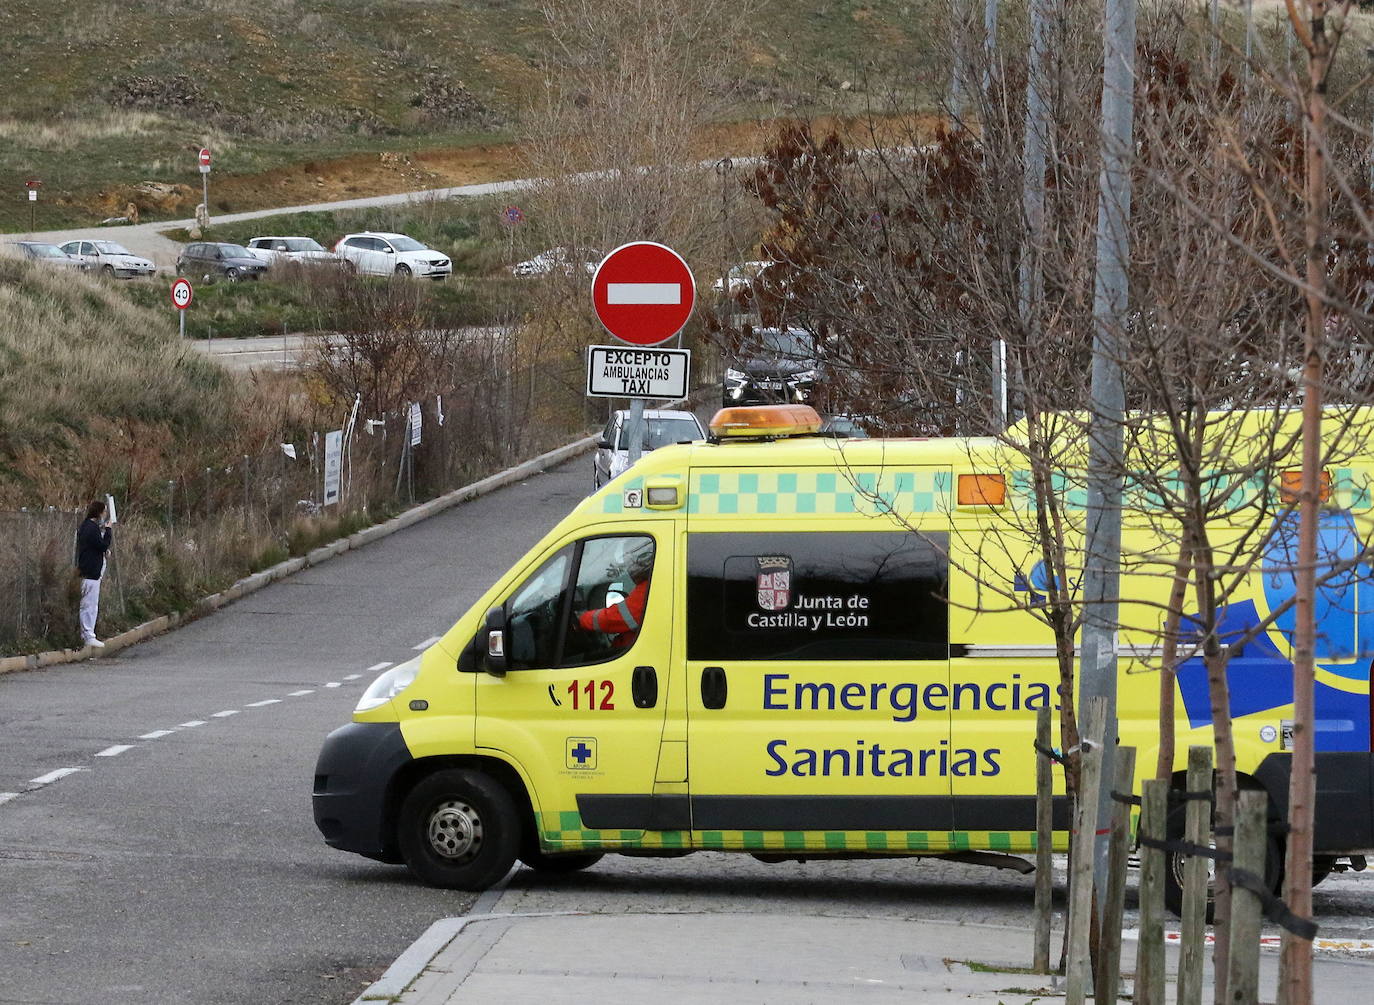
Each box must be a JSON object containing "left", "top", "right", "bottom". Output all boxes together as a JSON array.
[
  {"left": 519, "top": 848, "right": 604, "bottom": 874},
  {"left": 398, "top": 769, "right": 519, "bottom": 890}
]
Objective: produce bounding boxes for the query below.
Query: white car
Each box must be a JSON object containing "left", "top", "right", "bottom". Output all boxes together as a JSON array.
[
  {"left": 11, "top": 241, "right": 82, "bottom": 270},
  {"left": 58, "top": 240, "right": 155, "bottom": 278},
  {"left": 333, "top": 232, "right": 451, "bottom": 279},
  {"left": 245, "top": 236, "right": 342, "bottom": 267},
  {"left": 592, "top": 409, "right": 706, "bottom": 489},
  {"left": 511, "top": 247, "right": 600, "bottom": 277},
  {"left": 711, "top": 260, "right": 773, "bottom": 295}
]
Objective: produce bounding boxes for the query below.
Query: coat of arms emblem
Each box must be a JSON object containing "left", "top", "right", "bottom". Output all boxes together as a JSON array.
[{"left": 756, "top": 555, "right": 792, "bottom": 611}]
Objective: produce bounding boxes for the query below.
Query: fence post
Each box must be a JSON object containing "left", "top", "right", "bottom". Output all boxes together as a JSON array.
[
  {"left": 1227, "top": 789, "right": 1267, "bottom": 1003},
  {"left": 166, "top": 480, "right": 175, "bottom": 532},
  {"left": 1033, "top": 704, "right": 1054, "bottom": 973},
  {"left": 242, "top": 455, "right": 250, "bottom": 524},
  {"left": 1096, "top": 744, "right": 1136, "bottom": 1004},
  {"left": 1065, "top": 696, "right": 1106, "bottom": 1005},
  {"left": 1178, "top": 744, "right": 1213, "bottom": 1005},
  {"left": 1136, "top": 778, "right": 1168, "bottom": 1005}
]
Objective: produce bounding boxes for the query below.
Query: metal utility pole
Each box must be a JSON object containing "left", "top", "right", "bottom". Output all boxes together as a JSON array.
[
  {"left": 983, "top": 0, "right": 999, "bottom": 99},
  {"left": 1019, "top": 0, "right": 1053, "bottom": 412},
  {"left": 1079, "top": 0, "right": 1137, "bottom": 905},
  {"left": 950, "top": 0, "right": 968, "bottom": 116}
]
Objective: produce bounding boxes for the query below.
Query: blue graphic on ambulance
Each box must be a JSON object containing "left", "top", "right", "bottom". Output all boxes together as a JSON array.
[{"left": 1174, "top": 510, "right": 1373, "bottom": 751}]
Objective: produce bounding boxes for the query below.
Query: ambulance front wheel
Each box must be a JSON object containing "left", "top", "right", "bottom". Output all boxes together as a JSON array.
[
  {"left": 519, "top": 847, "right": 604, "bottom": 874},
  {"left": 397, "top": 769, "right": 520, "bottom": 890}
]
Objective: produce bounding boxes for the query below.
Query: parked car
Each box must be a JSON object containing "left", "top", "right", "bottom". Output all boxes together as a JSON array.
[
  {"left": 820, "top": 413, "right": 871, "bottom": 439},
  {"left": 511, "top": 247, "right": 600, "bottom": 277},
  {"left": 710, "top": 260, "right": 773, "bottom": 296},
  {"left": 10, "top": 241, "right": 82, "bottom": 270},
  {"left": 57, "top": 240, "right": 155, "bottom": 278},
  {"left": 722, "top": 326, "right": 819, "bottom": 406},
  {"left": 245, "top": 236, "right": 342, "bottom": 267},
  {"left": 176, "top": 242, "right": 269, "bottom": 281},
  {"left": 334, "top": 232, "right": 451, "bottom": 279},
  {"left": 592, "top": 409, "right": 706, "bottom": 488}
]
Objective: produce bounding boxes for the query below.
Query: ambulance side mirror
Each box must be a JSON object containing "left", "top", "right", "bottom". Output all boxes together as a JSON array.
[{"left": 483, "top": 606, "right": 508, "bottom": 676}]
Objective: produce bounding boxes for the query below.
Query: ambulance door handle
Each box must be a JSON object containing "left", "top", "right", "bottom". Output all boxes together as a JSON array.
[
  {"left": 632, "top": 666, "right": 658, "bottom": 708},
  {"left": 701, "top": 666, "right": 727, "bottom": 709}
]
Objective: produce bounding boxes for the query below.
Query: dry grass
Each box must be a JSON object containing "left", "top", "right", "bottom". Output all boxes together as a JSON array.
[
  {"left": 0, "top": 110, "right": 168, "bottom": 151},
  {"left": 0, "top": 257, "right": 236, "bottom": 505}
]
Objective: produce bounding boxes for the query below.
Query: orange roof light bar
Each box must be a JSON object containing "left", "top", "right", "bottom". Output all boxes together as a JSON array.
[
  {"left": 958, "top": 473, "right": 1006, "bottom": 506},
  {"left": 709, "top": 404, "right": 823, "bottom": 438},
  {"left": 1280, "top": 469, "right": 1331, "bottom": 504}
]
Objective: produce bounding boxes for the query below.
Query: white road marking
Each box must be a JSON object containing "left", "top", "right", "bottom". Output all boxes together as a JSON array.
[
  {"left": 95, "top": 745, "right": 134, "bottom": 758},
  {"left": 413, "top": 636, "right": 440, "bottom": 650},
  {"left": 178, "top": 720, "right": 206, "bottom": 729},
  {"left": 246, "top": 699, "right": 281, "bottom": 707},
  {"left": 0, "top": 792, "right": 18, "bottom": 806},
  {"left": 324, "top": 682, "right": 341, "bottom": 688},
  {"left": 139, "top": 729, "right": 174, "bottom": 740},
  {"left": 343, "top": 674, "right": 362, "bottom": 681},
  {"left": 212, "top": 710, "right": 239, "bottom": 718},
  {"left": 28, "top": 767, "right": 83, "bottom": 787},
  {"left": 288, "top": 689, "right": 315, "bottom": 696},
  {"left": 366, "top": 662, "right": 394, "bottom": 672},
  {"left": 607, "top": 282, "right": 680, "bottom": 305}
]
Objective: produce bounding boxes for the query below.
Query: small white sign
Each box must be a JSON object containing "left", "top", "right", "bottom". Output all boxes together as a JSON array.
[
  {"left": 28, "top": 190, "right": 37, "bottom": 202},
  {"left": 409, "top": 402, "right": 422, "bottom": 446},
  {"left": 586, "top": 344, "right": 691, "bottom": 400},
  {"left": 323, "top": 429, "right": 343, "bottom": 506},
  {"left": 105, "top": 494, "right": 118, "bottom": 526}
]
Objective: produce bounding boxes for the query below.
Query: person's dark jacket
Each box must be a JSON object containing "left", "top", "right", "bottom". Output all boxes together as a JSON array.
[{"left": 76, "top": 519, "right": 112, "bottom": 580}]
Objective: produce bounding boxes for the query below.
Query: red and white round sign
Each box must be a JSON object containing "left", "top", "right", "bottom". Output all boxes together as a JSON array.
[
  {"left": 591, "top": 241, "right": 695, "bottom": 347},
  {"left": 170, "top": 278, "right": 194, "bottom": 310},
  {"left": 198, "top": 147, "right": 212, "bottom": 168}
]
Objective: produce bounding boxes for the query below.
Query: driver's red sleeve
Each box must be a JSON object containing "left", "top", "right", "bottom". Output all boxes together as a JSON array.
[{"left": 578, "top": 579, "right": 649, "bottom": 634}]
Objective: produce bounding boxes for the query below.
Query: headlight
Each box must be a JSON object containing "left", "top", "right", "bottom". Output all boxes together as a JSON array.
[
  {"left": 725, "top": 368, "right": 747, "bottom": 383},
  {"left": 356, "top": 657, "right": 420, "bottom": 712}
]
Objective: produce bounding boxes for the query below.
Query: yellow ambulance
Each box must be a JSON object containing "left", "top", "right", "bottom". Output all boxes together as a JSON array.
[{"left": 313, "top": 404, "right": 1374, "bottom": 897}]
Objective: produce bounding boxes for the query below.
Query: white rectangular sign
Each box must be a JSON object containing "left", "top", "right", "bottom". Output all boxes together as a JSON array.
[
  {"left": 586, "top": 345, "right": 691, "bottom": 400},
  {"left": 607, "top": 282, "right": 681, "bottom": 305},
  {"left": 408, "top": 402, "right": 422, "bottom": 446},
  {"left": 323, "top": 429, "right": 343, "bottom": 506}
]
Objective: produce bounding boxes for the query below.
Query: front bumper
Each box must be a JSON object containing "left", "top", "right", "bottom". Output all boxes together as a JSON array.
[
  {"left": 312, "top": 720, "right": 413, "bottom": 858},
  {"left": 723, "top": 378, "right": 813, "bottom": 405},
  {"left": 1255, "top": 751, "right": 1374, "bottom": 851}
]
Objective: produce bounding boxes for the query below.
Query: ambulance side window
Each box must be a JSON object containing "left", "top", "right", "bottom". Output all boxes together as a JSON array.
[
  {"left": 565, "top": 535, "right": 655, "bottom": 665},
  {"left": 505, "top": 546, "right": 573, "bottom": 670},
  {"left": 686, "top": 530, "right": 948, "bottom": 660}
]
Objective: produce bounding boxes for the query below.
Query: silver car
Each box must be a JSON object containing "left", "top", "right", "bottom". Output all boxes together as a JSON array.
[
  {"left": 58, "top": 239, "right": 155, "bottom": 278},
  {"left": 592, "top": 409, "right": 706, "bottom": 489},
  {"left": 11, "top": 241, "right": 82, "bottom": 270},
  {"left": 245, "top": 236, "right": 342, "bottom": 267}
]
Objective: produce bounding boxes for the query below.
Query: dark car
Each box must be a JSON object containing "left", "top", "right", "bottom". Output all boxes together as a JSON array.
[
  {"left": 177, "top": 242, "right": 269, "bottom": 282},
  {"left": 722, "top": 326, "right": 819, "bottom": 406}
]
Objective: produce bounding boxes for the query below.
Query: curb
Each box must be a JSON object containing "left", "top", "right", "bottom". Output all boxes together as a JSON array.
[{"left": 0, "top": 433, "right": 597, "bottom": 675}]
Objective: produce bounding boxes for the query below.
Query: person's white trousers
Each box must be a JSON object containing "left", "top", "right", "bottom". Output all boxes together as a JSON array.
[{"left": 79, "top": 577, "right": 102, "bottom": 643}]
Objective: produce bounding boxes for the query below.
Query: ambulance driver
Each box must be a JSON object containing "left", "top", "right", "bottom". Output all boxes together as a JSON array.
[{"left": 576, "top": 537, "right": 654, "bottom": 652}]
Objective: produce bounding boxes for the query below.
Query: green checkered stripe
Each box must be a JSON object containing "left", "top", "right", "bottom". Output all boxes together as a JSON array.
[
  {"left": 538, "top": 811, "right": 1061, "bottom": 854},
  {"left": 686, "top": 469, "right": 951, "bottom": 518},
  {"left": 1011, "top": 466, "right": 1372, "bottom": 512}
]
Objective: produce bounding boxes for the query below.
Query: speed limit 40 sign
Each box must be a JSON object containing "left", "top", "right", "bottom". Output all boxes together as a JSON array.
[{"left": 170, "top": 278, "right": 194, "bottom": 310}]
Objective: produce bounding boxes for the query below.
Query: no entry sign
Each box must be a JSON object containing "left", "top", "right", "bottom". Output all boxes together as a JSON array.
[{"left": 591, "top": 241, "right": 695, "bottom": 347}]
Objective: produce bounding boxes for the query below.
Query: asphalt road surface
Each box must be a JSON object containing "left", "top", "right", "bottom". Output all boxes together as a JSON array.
[{"left": 3, "top": 458, "right": 1372, "bottom": 1005}]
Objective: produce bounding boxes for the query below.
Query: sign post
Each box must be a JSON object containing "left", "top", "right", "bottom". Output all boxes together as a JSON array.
[
  {"left": 170, "top": 278, "right": 194, "bottom": 339},
  {"left": 24, "top": 179, "right": 40, "bottom": 232},
  {"left": 590, "top": 241, "right": 696, "bottom": 465},
  {"left": 323, "top": 429, "right": 343, "bottom": 506},
  {"left": 198, "top": 147, "right": 212, "bottom": 226}
]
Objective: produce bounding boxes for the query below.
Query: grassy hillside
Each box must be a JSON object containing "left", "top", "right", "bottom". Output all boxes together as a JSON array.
[
  {"left": 0, "top": 0, "right": 930, "bottom": 231},
  {"left": 0, "top": 257, "right": 237, "bottom": 504}
]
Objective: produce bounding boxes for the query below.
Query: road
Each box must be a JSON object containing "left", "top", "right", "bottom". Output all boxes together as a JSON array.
[
  {"left": 3, "top": 458, "right": 1372, "bottom": 1005},
  {"left": 190, "top": 328, "right": 510, "bottom": 372}
]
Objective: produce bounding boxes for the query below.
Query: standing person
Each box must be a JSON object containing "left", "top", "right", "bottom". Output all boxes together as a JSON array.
[{"left": 75, "top": 500, "right": 113, "bottom": 649}]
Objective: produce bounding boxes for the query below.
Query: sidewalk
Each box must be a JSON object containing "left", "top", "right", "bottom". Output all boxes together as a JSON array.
[{"left": 353, "top": 898, "right": 1374, "bottom": 1004}]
